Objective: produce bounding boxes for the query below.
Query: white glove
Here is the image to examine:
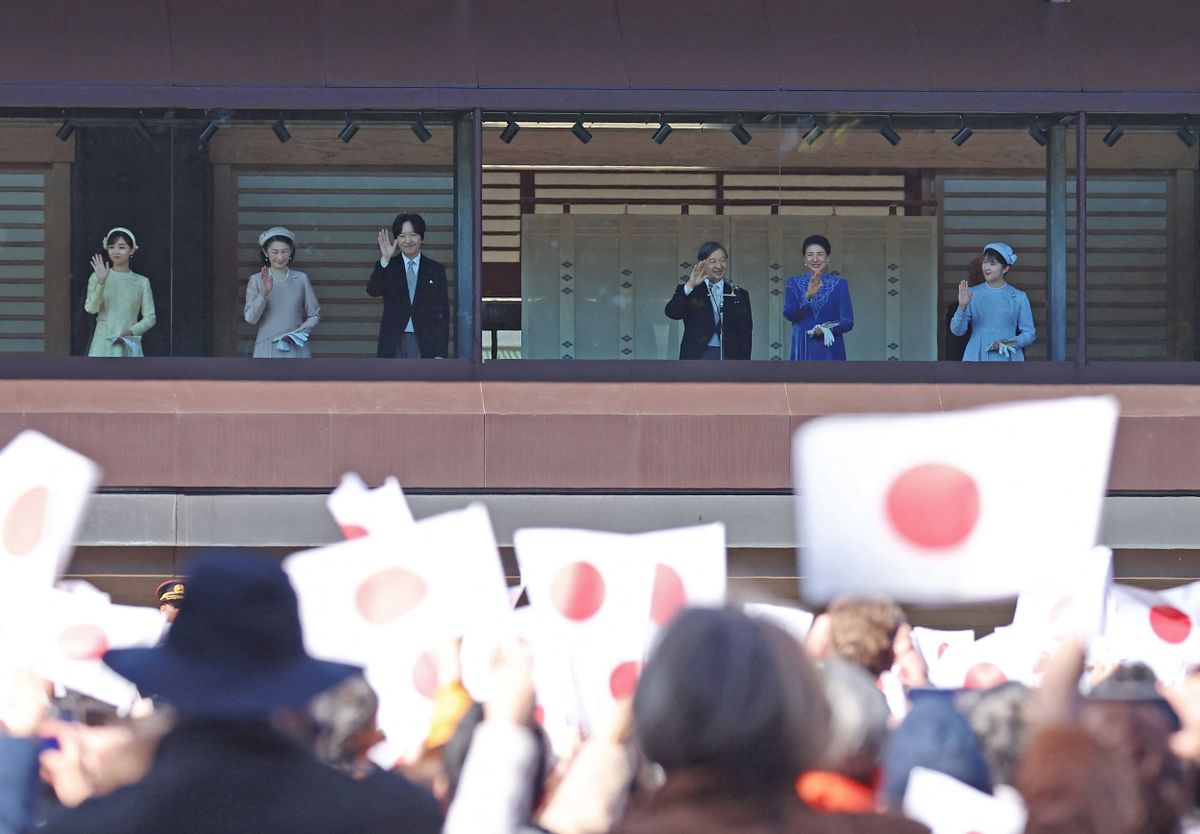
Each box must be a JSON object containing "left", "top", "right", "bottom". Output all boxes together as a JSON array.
[
  {"left": 808, "top": 325, "right": 836, "bottom": 347},
  {"left": 997, "top": 341, "right": 1015, "bottom": 357},
  {"left": 273, "top": 337, "right": 291, "bottom": 352},
  {"left": 286, "top": 330, "right": 309, "bottom": 346}
]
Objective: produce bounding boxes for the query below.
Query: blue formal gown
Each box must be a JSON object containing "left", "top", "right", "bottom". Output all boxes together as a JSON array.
[{"left": 784, "top": 273, "right": 854, "bottom": 360}]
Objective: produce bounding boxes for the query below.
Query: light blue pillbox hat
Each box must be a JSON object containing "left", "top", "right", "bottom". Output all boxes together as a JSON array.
[{"left": 983, "top": 242, "right": 1016, "bottom": 266}]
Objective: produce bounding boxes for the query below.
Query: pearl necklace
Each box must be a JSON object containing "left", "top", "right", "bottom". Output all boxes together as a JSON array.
[{"left": 270, "top": 267, "right": 291, "bottom": 283}]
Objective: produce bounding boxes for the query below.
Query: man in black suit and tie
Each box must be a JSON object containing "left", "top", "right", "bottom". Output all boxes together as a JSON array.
[
  {"left": 665, "top": 241, "right": 752, "bottom": 360},
  {"left": 367, "top": 213, "right": 450, "bottom": 358}
]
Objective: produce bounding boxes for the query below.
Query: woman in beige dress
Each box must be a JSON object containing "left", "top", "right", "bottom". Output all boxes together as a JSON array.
[
  {"left": 84, "top": 227, "right": 156, "bottom": 357},
  {"left": 244, "top": 226, "right": 320, "bottom": 358}
]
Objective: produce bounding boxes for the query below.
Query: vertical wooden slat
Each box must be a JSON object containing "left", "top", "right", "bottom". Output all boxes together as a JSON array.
[{"left": 43, "top": 163, "right": 71, "bottom": 355}]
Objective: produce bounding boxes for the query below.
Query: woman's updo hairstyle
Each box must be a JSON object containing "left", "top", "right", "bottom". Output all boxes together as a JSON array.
[{"left": 802, "top": 234, "right": 832, "bottom": 256}]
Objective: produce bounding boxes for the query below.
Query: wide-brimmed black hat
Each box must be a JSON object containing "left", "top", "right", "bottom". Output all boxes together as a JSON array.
[{"left": 105, "top": 551, "right": 359, "bottom": 718}]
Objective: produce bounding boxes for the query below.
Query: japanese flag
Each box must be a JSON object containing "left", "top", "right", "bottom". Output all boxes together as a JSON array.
[
  {"left": 30, "top": 587, "right": 166, "bottom": 709},
  {"left": 1103, "top": 581, "right": 1200, "bottom": 683},
  {"left": 514, "top": 527, "right": 661, "bottom": 735},
  {"left": 910, "top": 626, "right": 977, "bottom": 689},
  {"left": 903, "top": 766, "right": 1027, "bottom": 834},
  {"left": 326, "top": 473, "right": 414, "bottom": 540},
  {"left": 286, "top": 502, "right": 510, "bottom": 754},
  {"left": 1012, "top": 546, "right": 1112, "bottom": 640},
  {"left": 794, "top": 396, "right": 1119, "bottom": 604},
  {"left": 937, "top": 626, "right": 1048, "bottom": 689},
  {"left": 0, "top": 431, "right": 101, "bottom": 603}
]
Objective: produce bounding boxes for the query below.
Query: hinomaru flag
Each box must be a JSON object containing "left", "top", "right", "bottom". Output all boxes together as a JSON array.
[
  {"left": 0, "top": 431, "right": 101, "bottom": 602},
  {"left": 1103, "top": 581, "right": 1200, "bottom": 683},
  {"left": 793, "top": 396, "right": 1119, "bottom": 604},
  {"left": 903, "top": 767, "right": 1027, "bottom": 834},
  {"left": 326, "top": 473, "right": 415, "bottom": 541}
]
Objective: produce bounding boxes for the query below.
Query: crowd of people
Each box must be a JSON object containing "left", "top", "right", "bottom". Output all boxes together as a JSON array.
[{"left": 2, "top": 554, "right": 1199, "bottom": 833}]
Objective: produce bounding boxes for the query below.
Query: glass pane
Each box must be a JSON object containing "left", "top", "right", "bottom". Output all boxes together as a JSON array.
[
  {"left": 1082, "top": 119, "right": 1196, "bottom": 361},
  {"left": 483, "top": 113, "right": 1052, "bottom": 362}
]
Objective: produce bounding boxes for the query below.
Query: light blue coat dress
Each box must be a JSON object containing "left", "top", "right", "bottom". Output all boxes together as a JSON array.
[{"left": 949, "top": 282, "right": 1035, "bottom": 362}]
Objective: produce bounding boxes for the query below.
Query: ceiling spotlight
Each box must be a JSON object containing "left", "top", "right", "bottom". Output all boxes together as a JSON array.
[
  {"left": 499, "top": 116, "right": 520, "bottom": 144},
  {"left": 337, "top": 118, "right": 359, "bottom": 143},
  {"left": 879, "top": 116, "right": 901, "bottom": 146},
  {"left": 1178, "top": 117, "right": 1197, "bottom": 148},
  {"left": 271, "top": 118, "right": 292, "bottom": 143},
  {"left": 651, "top": 116, "right": 673, "bottom": 145},
  {"left": 411, "top": 115, "right": 432, "bottom": 144},
  {"left": 571, "top": 118, "right": 593, "bottom": 144},
  {"left": 1102, "top": 120, "right": 1124, "bottom": 147},
  {"left": 1027, "top": 117, "right": 1048, "bottom": 147},
  {"left": 730, "top": 121, "right": 752, "bottom": 145},
  {"left": 55, "top": 116, "right": 75, "bottom": 142},
  {"left": 133, "top": 118, "right": 153, "bottom": 143},
  {"left": 951, "top": 115, "right": 974, "bottom": 146},
  {"left": 197, "top": 120, "right": 219, "bottom": 145}
]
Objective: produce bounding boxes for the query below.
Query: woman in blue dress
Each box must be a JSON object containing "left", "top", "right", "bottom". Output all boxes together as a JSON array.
[
  {"left": 783, "top": 235, "right": 854, "bottom": 360},
  {"left": 950, "top": 242, "right": 1035, "bottom": 362}
]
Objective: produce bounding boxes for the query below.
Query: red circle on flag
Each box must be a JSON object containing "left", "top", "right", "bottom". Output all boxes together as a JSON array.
[
  {"left": 340, "top": 524, "right": 369, "bottom": 540},
  {"left": 413, "top": 649, "right": 440, "bottom": 699},
  {"left": 355, "top": 568, "right": 427, "bottom": 624},
  {"left": 609, "top": 660, "right": 640, "bottom": 699},
  {"left": 650, "top": 564, "right": 687, "bottom": 625},
  {"left": 1149, "top": 605, "right": 1192, "bottom": 644},
  {"left": 58, "top": 624, "right": 109, "bottom": 661},
  {"left": 963, "top": 662, "right": 1007, "bottom": 689},
  {"left": 550, "top": 562, "right": 606, "bottom": 621},
  {"left": 885, "top": 464, "right": 980, "bottom": 550},
  {"left": 3, "top": 486, "right": 48, "bottom": 556},
  {"left": 937, "top": 642, "right": 950, "bottom": 659}
]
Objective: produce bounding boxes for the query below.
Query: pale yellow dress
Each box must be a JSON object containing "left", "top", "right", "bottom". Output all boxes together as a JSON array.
[{"left": 84, "top": 269, "right": 156, "bottom": 357}]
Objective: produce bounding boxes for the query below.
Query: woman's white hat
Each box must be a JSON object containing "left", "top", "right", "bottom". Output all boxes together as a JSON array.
[{"left": 258, "top": 226, "right": 296, "bottom": 249}]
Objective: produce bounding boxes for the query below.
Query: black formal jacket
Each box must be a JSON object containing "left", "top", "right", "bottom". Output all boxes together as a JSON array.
[
  {"left": 664, "top": 280, "right": 752, "bottom": 360},
  {"left": 40, "top": 720, "right": 444, "bottom": 834},
  {"left": 367, "top": 254, "right": 450, "bottom": 358}
]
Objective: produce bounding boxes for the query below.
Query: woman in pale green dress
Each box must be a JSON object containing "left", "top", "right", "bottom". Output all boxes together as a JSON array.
[{"left": 84, "top": 227, "right": 156, "bottom": 357}]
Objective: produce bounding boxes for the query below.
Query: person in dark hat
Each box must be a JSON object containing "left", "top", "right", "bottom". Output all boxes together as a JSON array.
[
  {"left": 41, "top": 551, "right": 442, "bottom": 834},
  {"left": 155, "top": 579, "right": 186, "bottom": 624}
]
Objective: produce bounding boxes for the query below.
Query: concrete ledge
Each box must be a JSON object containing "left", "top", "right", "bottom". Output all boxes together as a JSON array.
[{"left": 75, "top": 493, "right": 1200, "bottom": 550}]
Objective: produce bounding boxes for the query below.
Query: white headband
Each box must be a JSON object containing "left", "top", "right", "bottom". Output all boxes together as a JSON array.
[{"left": 102, "top": 227, "right": 137, "bottom": 249}]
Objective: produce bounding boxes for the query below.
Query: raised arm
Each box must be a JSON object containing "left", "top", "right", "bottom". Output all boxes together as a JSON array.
[
  {"left": 949, "top": 280, "right": 972, "bottom": 336},
  {"left": 782, "top": 276, "right": 808, "bottom": 322},
  {"left": 244, "top": 271, "right": 268, "bottom": 325}
]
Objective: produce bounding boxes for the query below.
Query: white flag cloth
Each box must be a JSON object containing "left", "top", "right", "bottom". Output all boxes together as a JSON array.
[
  {"left": 1012, "top": 546, "right": 1112, "bottom": 640},
  {"left": 1103, "top": 581, "right": 1200, "bottom": 683},
  {"left": 793, "top": 396, "right": 1119, "bottom": 604},
  {"left": 910, "top": 626, "right": 977, "bottom": 689},
  {"left": 0, "top": 430, "right": 101, "bottom": 602},
  {"left": 285, "top": 502, "right": 511, "bottom": 757},
  {"left": 744, "top": 603, "right": 815, "bottom": 643},
  {"left": 30, "top": 587, "right": 166, "bottom": 709},
  {"left": 903, "top": 766, "right": 1027, "bottom": 834},
  {"left": 936, "top": 626, "right": 1048, "bottom": 689},
  {"left": 325, "top": 473, "right": 414, "bottom": 540},
  {"left": 514, "top": 527, "right": 657, "bottom": 736}
]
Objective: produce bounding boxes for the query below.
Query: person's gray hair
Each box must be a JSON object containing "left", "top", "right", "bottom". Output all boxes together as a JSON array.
[{"left": 816, "top": 658, "right": 890, "bottom": 783}]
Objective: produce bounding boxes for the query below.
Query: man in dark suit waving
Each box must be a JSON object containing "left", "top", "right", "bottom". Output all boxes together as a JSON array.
[
  {"left": 665, "top": 241, "right": 752, "bottom": 360},
  {"left": 367, "top": 213, "right": 450, "bottom": 358}
]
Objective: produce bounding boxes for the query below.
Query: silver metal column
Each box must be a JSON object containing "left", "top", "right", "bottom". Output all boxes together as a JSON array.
[{"left": 1046, "top": 122, "right": 1068, "bottom": 361}]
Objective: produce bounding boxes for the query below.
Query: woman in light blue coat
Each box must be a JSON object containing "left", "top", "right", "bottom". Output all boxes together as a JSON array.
[{"left": 950, "top": 242, "right": 1035, "bottom": 362}]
